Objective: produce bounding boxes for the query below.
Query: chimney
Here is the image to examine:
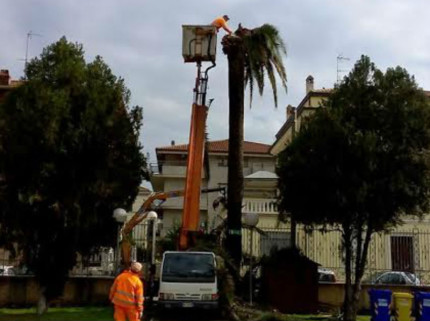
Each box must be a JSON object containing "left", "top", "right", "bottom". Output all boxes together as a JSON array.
[
  {"left": 306, "top": 75, "right": 314, "bottom": 94},
  {"left": 171, "top": 140, "right": 175, "bottom": 146},
  {"left": 0, "top": 70, "right": 10, "bottom": 86},
  {"left": 286, "top": 104, "right": 296, "bottom": 120}
]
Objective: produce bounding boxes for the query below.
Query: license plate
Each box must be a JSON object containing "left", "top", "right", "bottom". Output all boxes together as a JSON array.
[{"left": 183, "top": 302, "right": 194, "bottom": 308}]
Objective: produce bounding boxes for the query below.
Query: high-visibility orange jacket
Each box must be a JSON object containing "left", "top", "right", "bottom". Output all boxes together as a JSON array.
[
  {"left": 211, "top": 17, "right": 232, "bottom": 34},
  {"left": 110, "top": 270, "right": 144, "bottom": 312}
]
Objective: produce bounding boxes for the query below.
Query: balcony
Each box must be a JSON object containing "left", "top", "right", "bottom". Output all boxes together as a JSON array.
[
  {"left": 160, "top": 194, "right": 208, "bottom": 210},
  {"left": 149, "top": 161, "right": 207, "bottom": 178},
  {"left": 150, "top": 161, "right": 187, "bottom": 176},
  {"left": 243, "top": 198, "right": 278, "bottom": 215},
  {"left": 150, "top": 161, "right": 207, "bottom": 191}
]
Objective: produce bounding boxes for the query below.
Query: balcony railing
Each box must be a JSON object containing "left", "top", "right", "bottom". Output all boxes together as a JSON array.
[
  {"left": 150, "top": 161, "right": 187, "bottom": 175},
  {"left": 243, "top": 198, "right": 278, "bottom": 214},
  {"left": 150, "top": 161, "right": 208, "bottom": 178}
]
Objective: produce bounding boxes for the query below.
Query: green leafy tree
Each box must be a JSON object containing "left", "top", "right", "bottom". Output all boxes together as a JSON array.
[
  {"left": 277, "top": 56, "right": 430, "bottom": 321},
  {"left": 222, "top": 25, "right": 287, "bottom": 267},
  {"left": 0, "top": 37, "right": 147, "bottom": 311}
]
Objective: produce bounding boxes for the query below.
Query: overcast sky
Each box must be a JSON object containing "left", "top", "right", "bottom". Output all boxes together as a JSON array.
[{"left": 2, "top": 0, "right": 430, "bottom": 166}]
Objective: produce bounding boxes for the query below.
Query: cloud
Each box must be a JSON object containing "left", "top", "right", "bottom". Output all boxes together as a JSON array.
[{"left": 2, "top": 0, "right": 430, "bottom": 164}]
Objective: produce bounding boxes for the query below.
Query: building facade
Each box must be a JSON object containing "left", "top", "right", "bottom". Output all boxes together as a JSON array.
[
  {"left": 270, "top": 75, "right": 331, "bottom": 156},
  {"left": 0, "top": 69, "right": 22, "bottom": 102},
  {"left": 270, "top": 76, "right": 430, "bottom": 282},
  {"left": 149, "top": 139, "right": 278, "bottom": 236}
]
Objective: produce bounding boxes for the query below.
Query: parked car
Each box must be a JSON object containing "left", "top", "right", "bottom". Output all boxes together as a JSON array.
[
  {"left": 373, "top": 271, "right": 420, "bottom": 285},
  {"left": 318, "top": 268, "right": 336, "bottom": 283},
  {"left": 0, "top": 266, "right": 15, "bottom": 276}
]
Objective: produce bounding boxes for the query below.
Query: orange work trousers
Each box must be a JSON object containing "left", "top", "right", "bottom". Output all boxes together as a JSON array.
[{"left": 113, "top": 305, "right": 141, "bottom": 321}]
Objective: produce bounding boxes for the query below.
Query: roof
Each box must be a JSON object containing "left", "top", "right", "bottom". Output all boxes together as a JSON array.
[
  {"left": 138, "top": 186, "right": 152, "bottom": 194},
  {"left": 156, "top": 139, "right": 271, "bottom": 155},
  {"left": 310, "top": 88, "right": 333, "bottom": 94},
  {"left": 0, "top": 80, "right": 23, "bottom": 90},
  {"left": 245, "top": 171, "right": 278, "bottom": 179},
  {"left": 270, "top": 88, "right": 430, "bottom": 155},
  {"left": 272, "top": 89, "right": 332, "bottom": 142}
]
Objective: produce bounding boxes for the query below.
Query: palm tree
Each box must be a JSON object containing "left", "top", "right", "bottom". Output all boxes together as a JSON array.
[{"left": 222, "top": 24, "right": 287, "bottom": 267}]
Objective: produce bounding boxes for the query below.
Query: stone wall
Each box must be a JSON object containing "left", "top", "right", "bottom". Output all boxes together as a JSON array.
[
  {"left": 0, "top": 276, "right": 114, "bottom": 307},
  {"left": 319, "top": 283, "right": 430, "bottom": 312},
  {"left": 3, "top": 276, "right": 429, "bottom": 312}
]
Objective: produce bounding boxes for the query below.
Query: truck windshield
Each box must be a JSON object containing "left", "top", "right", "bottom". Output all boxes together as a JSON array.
[{"left": 162, "top": 253, "right": 215, "bottom": 283}]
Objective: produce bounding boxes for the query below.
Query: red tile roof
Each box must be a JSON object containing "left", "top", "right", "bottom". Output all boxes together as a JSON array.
[{"left": 157, "top": 139, "right": 271, "bottom": 155}]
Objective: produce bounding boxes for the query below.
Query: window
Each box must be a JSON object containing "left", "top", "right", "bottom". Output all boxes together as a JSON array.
[
  {"left": 391, "top": 274, "right": 404, "bottom": 284},
  {"left": 376, "top": 274, "right": 390, "bottom": 284},
  {"left": 260, "top": 232, "right": 291, "bottom": 256},
  {"left": 391, "top": 235, "right": 414, "bottom": 272},
  {"left": 217, "top": 157, "right": 227, "bottom": 167},
  {"left": 162, "top": 253, "right": 215, "bottom": 283}
]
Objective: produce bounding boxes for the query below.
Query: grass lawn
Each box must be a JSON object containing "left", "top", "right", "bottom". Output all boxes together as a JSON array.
[
  {"left": 0, "top": 306, "right": 113, "bottom": 321},
  {"left": 258, "top": 313, "right": 371, "bottom": 321},
  {"left": 293, "top": 315, "right": 370, "bottom": 321},
  {"left": 0, "top": 307, "right": 372, "bottom": 321}
]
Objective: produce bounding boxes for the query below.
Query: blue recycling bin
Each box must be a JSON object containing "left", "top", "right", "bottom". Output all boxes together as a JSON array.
[
  {"left": 369, "top": 289, "right": 392, "bottom": 321},
  {"left": 415, "top": 292, "right": 430, "bottom": 321}
]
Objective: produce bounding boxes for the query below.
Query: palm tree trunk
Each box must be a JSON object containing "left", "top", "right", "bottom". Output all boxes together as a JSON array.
[{"left": 224, "top": 36, "right": 245, "bottom": 267}]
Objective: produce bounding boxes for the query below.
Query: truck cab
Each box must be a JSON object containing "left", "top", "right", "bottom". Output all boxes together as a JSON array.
[{"left": 158, "top": 251, "right": 218, "bottom": 309}]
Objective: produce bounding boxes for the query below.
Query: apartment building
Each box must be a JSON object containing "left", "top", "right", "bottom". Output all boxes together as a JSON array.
[{"left": 149, "top": 139, "right": 278, "bottom": 234}]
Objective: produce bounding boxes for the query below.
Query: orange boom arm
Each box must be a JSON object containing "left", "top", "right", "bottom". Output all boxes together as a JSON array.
[
  {"left": 179, "top": 103, "right": 208, "bottom": 250},
  {"left": 120, "top": 190, "right": 184, "bottom": 267}
]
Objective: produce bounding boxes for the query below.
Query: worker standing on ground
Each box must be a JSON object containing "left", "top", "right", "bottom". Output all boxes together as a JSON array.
[
  {"left": 211, "top": 15, "right": 233, "bottom": 35},
  {"left": 110, "top": 262, "right": 144, "bottom": 321}
]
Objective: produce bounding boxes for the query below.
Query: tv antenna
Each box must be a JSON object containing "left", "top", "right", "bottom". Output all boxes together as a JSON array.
[
  {"left": 336, "top": 54, "right": 350, "bottom": 84},
  {"left": 24, "top": 31, "right": 43, "bottom": 70}
]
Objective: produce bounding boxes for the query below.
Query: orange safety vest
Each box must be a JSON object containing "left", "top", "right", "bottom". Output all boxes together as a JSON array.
[{"left": 110, "top": 270, "right": 144, "bottom": 312}]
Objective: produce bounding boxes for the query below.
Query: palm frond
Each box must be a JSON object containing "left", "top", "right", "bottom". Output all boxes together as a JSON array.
[
  {"left": 265, "top": 60, "right": 278, "bottom": 107},
  {"left": 242, "top": 24, "right": 287, "bottom": 108},
  {"left": 244, "top": 62, "right": 255, "bottom": 108}
]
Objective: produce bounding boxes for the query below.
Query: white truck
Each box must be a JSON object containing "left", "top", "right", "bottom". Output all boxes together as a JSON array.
[{"left": 158, "top": 251, "right": 219, "bottom": 309}]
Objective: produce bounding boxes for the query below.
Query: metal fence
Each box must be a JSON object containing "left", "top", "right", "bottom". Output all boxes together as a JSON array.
[
  {"left": 0, "top": 221, "right": 155, "bottom": 277},
  {"left": 3, "top": 222, "right": 430, "bottom": 284},
  {"left": 242, "top": 225, "right": 430, "bottom": 284}
]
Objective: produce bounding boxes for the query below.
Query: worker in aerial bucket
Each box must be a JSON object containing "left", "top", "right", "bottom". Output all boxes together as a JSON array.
[
  {"left": 110, "top": 262, "right": 144, "bottom": 321},
  {"left": 211, "top": 15, "right": 233, "bottom": 35}
]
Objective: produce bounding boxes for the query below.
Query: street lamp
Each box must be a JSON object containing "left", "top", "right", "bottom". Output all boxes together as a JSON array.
[
  {"left": 113, "top": 208, "right": 128, "bottom": 223},
  {"left": 146, "top": 211, "right": 158, "bottom": 265},
  {"left": 243, "top": 212, "right": 259, "bottom": 306},
  {"left": 113, "top": 208, "right": 128, "bottom": 272}
]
